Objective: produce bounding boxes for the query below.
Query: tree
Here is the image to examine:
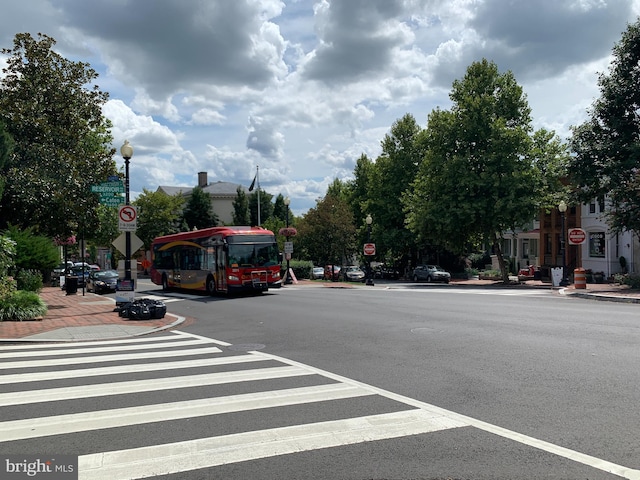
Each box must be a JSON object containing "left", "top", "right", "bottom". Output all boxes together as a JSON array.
[
  {"left": 0, "top": 33, "right": 117, "bottom": 238},
  {"left": 272, "top": 194, "right": 288, "bottom": 222},
  {"left": 133, "top": 189, "right": 184, "bottom": 250},
  {"left": 232, "top": 186, "right": 250, "bottom": 225},
  {"left": 404, "top": 59, "right": 538, "bottom": 282},
  {"left": 0, "top": 121, "right": 14, "bottom": 201},
  {"left": 295, "top": 193, "right": 356, "bottom": 266},
  {"left": 3, "top": 225, "right": 59, "bottom": 273},
  {"left": 568, "top": 18, "right": 640, "bottom": 234},
  {"left": 368, "top": 114, "right": 425, "bottom": 269},
  {"left": 249, "top": 188, "right": 274, "bottom": 226},
  {"left": 180, "top": 186, "right": 218, "bottom": 230}
]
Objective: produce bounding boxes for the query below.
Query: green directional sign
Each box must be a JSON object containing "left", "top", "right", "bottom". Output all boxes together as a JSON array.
[
  {"left": 91, "top": 181, "right": 125, "bottom": 194},
  {"left": 99, "top": 195, "right": 123, "bottom": 207}
]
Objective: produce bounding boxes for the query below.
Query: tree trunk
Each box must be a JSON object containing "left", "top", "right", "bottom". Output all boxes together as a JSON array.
[{"left": 492, "top": 239, "right": 510, "bottom": 284}]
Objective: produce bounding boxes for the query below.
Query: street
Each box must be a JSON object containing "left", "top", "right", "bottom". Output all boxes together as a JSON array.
[{"left": 1, "top": 281, "right": 639, "bottom": 479}]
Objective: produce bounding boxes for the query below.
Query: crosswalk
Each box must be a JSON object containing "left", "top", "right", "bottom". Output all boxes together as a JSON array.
[
  {"left": 0, "top": 331, "right": 468, "bottom": 479},
  {"left": 1, "top": 331, "right": 637, "bottom": 480}
]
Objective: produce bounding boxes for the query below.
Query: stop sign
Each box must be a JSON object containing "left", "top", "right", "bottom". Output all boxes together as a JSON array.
[
  {"left": 568, "top": 228, "right": 586, "bottom": 245},
  {"left": 363, "top": 243, "right": 376, "bottom": 255}
]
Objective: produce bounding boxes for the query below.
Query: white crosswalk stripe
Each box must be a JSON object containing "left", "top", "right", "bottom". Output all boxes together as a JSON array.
[{"left": 1, "top": 330, "right": 638, "bottom": 480}]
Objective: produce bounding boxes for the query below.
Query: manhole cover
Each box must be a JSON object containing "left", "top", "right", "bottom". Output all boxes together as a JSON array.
[{"left": 228, "top": 343, "right": 266, "bottom": 351}]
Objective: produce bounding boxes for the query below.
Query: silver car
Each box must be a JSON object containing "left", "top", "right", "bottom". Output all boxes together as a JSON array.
[{"left": 412, "top": 264, "right": 451, "bottom": 283}]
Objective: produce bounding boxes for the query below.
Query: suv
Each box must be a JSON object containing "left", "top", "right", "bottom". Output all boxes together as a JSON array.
[{"left": 412, "top": 264, "right": 451, "bottom": 283}]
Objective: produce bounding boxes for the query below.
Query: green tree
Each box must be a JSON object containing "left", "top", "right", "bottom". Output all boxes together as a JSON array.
[
  {"left": 181, "top": 186, "right": 218, "bottom": 230},
  {"left": 272, "top": 194, "right": 288, "bottom": 222},
  {"left": 133, "top": 189, "right": 185, "bottom": 250},
  {"left": 232, "top": 186, "right": 250, "bottom": 225},
  {"left": 0, "top": 121, "right": 14, "bottom": 201},
  {"left": 368, "top": 114, "right": 425, "bottom": 268},
  {"left": 404, "top": 59, "right": 538, "bottom": 282},
  {"left": 249, "top": 188, "right": 274, "bottom": 226},
  {"left": 295, "top": 193, "right": 355, "bottom": 266},
  {"left": 568, "top": 18, "right": 640, "bottom": 234},
  {"left": 3, "top": 225, "right": 59, "bottom": 273},
  {"left": 0, "top": 33, "right": 117, "bottom": 238}
]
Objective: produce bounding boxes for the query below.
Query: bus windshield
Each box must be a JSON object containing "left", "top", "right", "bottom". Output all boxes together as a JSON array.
[{"left": 228, "top": 243, "right": 279, "bottom": 267}]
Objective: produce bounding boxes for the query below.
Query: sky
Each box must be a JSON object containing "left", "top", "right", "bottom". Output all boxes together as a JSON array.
[{"left": 1, "top": 0, "right": 639, "bottom": 215}]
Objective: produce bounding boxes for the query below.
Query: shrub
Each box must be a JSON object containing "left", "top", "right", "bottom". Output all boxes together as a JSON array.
[
  {"left": 282, "top": 259, "right": 314, "bottom": 280},
  {"left": 614, "top": 273, "right": 640, "bottom": 289},
  {"left": 0, "top": 276, "right": 16, "bottom": 299},
  {"left": 0, "top": 290, "right": 47, "bottom": 321},
  {"left": 16, "top": 269, "right": 43, "bottom": 292}
]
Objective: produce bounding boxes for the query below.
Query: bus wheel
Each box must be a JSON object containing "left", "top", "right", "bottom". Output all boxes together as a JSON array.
[
  {"left": 206, "top": 276, "right": 216, "bottom": 296},
  {"left": 162, "top": 274, "right": 170, "bottom": 291}
]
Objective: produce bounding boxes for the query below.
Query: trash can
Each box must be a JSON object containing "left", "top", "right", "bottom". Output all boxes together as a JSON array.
[
  {"left": 574, "top": 268, "right": 586, "bottom": 289},
  {"left": 65, "top": 275, "right": 78, "bottom": 295}
]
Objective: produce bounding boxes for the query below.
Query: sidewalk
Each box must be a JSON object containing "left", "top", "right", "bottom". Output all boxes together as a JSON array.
[
  {"left": 0, "top": 287, "right": 184, "bottom": 343},
  {"left": 0, "top": 281, "right": 637, "bottom": 343}
]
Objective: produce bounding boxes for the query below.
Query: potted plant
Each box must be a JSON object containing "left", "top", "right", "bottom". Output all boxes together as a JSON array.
[{"left": 593, "top": 271, "right": 605, "bottom": 284}]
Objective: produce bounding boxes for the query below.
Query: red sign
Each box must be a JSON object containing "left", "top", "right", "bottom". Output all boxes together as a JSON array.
[
  {"left": 363, "top": 243, "right": 376, "bottom": 256},
  {"left": 568, "top": 228, "right": 586, "bottom": 245}
]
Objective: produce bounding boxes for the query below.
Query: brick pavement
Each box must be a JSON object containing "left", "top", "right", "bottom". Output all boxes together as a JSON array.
[{"left": 0, "top": 287, "right": 177, "bottom": 341}]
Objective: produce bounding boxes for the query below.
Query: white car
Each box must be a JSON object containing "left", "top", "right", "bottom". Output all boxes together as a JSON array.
[
  {"left": 344, "top": 265, "right": 365, "bottom": 282},
  {"left": 312, "top": 266, "right": 325, "bottom": 279}
]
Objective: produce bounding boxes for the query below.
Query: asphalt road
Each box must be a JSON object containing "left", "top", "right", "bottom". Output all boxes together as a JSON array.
[{"left": 2, "top": 281, "right": 639, "bottom": 479}]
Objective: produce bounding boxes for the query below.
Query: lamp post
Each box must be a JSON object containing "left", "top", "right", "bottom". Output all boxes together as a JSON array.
[
  {"left": 558, "top": 200, "right": 568, "bottom": 286},
  {"left": 365, "top": 214, "right": 374, "bottom": 286},
  {"left": 284, "top": 196, "right": 292, "bottom": 285},
  {"left": 120, "top": 140, "right": 133, "bottom": 282}
]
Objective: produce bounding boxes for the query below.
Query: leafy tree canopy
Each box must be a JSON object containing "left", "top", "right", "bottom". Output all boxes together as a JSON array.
[
  {"left": 232, "top": 186, "right": 250, "bottom": 225},
  {"left": 404, "top": 59, "right": 538, "bottom": 281},
  {"left": 0, "top": 33, "right": 117, "bottom": 238},
  {"left": 181, "top": 186, "right": 218, "bottom": 230},
  {"left": 133, "top": 189, "right": 184, "bottom": 250},
  {"left": 3, "top": 225, "right": 59, "bottom": 272},
  {"left": 568, "top": 18, "right": 640, "bottom": 234}
]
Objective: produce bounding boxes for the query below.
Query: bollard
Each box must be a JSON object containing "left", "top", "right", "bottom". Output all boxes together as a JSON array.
[{"left": 574, "top": 268, "right": 586, "bottom": 289}]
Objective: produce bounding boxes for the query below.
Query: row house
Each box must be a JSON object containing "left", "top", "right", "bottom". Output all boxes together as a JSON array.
[{"left": 503, "top": 200, "right": 637, "bottom": 280}]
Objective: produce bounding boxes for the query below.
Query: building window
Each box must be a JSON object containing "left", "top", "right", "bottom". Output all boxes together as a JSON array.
[
  {"left": 522, "top": 240, "right": 529, "bottom": 259},
  {"left": 589, "top": 202, "right": 596, "bottom": 214},
  {"left": 599, "top": 198, "right": 605, "bottom": 213},
  {"left": 589, "top": 232, "right": 605, "bottom": 258}
]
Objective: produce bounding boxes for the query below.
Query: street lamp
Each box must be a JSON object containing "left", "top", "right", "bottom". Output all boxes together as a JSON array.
[
  {"left": 558, "top": 200, "right": 568, "bottom": 286},
  {"left": 120, "top": 140, "right": 133, "bottom": 282},
  {"left": 284, "top": 196, "right": 292, "bottom": 285},
  {"left": 365, "top": 214, "right": 374, "bottom": 286}
]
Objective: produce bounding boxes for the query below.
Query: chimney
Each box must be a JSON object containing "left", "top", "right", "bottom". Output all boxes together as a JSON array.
[{"left": 198, "top": 172, "right": 208, "bottom": 188}]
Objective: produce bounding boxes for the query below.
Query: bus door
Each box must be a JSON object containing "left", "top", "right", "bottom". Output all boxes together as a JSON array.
[
  {"left": 172, "top": 250, "right": 181, "bottom": 287},
  {"left": 216, "top": 245, "right": 227, "bottom": 292}
]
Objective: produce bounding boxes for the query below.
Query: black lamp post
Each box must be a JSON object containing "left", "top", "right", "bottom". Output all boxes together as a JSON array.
[
  {"left": 284, "top": 196, "right": 292, "bottom": 284},
  {"left": 558, "top": 200, "right": 569, "bottom": 286},
  {"left": 120, "top": 140, "right": 133, "bottom": 282},
  {"left": 365, "top": 214, "right": 374, "bottom": 286}
]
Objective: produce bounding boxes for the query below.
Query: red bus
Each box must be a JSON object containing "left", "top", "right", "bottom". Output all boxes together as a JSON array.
[{"left": 150, "top": 226, "right": 282, "bottom": 294}]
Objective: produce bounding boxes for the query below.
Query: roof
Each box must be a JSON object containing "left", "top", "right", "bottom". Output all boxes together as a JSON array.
[{"left": 157, "top": 181, "right": 248, "bottom": 198}]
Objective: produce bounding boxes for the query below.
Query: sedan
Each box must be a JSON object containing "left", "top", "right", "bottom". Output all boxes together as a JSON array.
[
  {"left": 344, "top": 265, "right": 365, "bottom": 282},
  {"left": 312, "top": 266, "right": 325, "bottom": 279},
  {"left": 412, "top": 264, "right": 451, "bottom": 283},
  {"left": 86, "top": 269, "right": 119, "bottom": 294}
]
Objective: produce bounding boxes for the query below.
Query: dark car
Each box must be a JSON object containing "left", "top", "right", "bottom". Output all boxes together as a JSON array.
[
  {"left": 86, "top": 269, "right": 119, "bottom": 294},
  {"left": 412, "top": 264, "right": 451, "bottom": 283}
]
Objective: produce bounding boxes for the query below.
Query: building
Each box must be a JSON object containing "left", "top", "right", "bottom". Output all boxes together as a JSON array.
[
  {"left": 502, "top": 199, "right": 637, "bottom": 280},
  {"left": 157, "top": 172, "right": 249, "bottom": 225}
]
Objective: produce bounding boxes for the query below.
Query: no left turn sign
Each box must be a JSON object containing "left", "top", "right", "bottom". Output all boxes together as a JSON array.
[{"left": 118, "top": 205, "right": 137, "bottom": 231}]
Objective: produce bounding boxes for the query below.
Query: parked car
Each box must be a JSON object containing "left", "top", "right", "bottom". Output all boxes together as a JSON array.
[
  {"left": 324, "top": 265, "right": 341, "bottom": 281},
  {"left": 373, "top": 264, "right": 400, "bottom": 280},
  {"left": 312, "top": 266, "right": 325, "bottom": 279},
  {"left": 344, "top": 265, "right": 365, "bottom": 282},
  {"left": 62, "top": 264, "right": 100, "bottom": 289},
  {"left": 412, "top": 264, "right": 451, "bottom": 283},
  {"left": 86, "top": 269, "right": 119, "bottom": 294}
]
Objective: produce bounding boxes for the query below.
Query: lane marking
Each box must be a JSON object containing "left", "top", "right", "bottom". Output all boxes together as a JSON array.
[
  {"left": 0, "top": 365, "right": 315, "bottom": 406},
  {"left": 2, "top": 383, "right": 374, "bottom": 442},
  {"left": 79, "top": 409, "right": 467, "bottom": 480},
  {"left": 0, "top": 354, "right": 264, "bottom": 385},
  {"left": 253, "top": 351, "right": 640, "bottom": 480},
  {"left": 0, "top": 346, "right": 222, "bottom": 370}
]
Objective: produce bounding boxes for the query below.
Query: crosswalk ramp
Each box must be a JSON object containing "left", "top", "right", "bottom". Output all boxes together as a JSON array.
[{"left": 0, "top": 331, "right": 468, "bottom": 479}]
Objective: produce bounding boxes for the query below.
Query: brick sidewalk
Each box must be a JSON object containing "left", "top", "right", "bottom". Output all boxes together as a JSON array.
[{"left": 0, "top": 287, "right": 175, "bottom": 340}]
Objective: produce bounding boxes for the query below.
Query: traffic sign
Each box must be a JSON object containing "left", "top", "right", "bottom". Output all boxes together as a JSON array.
[
  {"left": 112, "top": 232, "right": 144, "bottom": 255},
  {"left": 91, "top": 181, "right": 125, "bottom": 194},
  {"left": 99, "top": 194, "right": 122, "bottom": 207},
  {"left": 118, "top": 205, "right": 137, "bottom": 231},
  {"left": 568, "top": 228, "right": 586, "bottom": 245},
  {"left": 284, "top": 241, "right": 293, "bottom": 254},
  {"left": 363, "top": 243, "right": 376, "bottom": 256}
]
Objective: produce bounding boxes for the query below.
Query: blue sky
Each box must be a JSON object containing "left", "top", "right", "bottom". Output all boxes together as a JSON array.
[{"left": 1, "top": 0, "right": 639, "bottom": 215}]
